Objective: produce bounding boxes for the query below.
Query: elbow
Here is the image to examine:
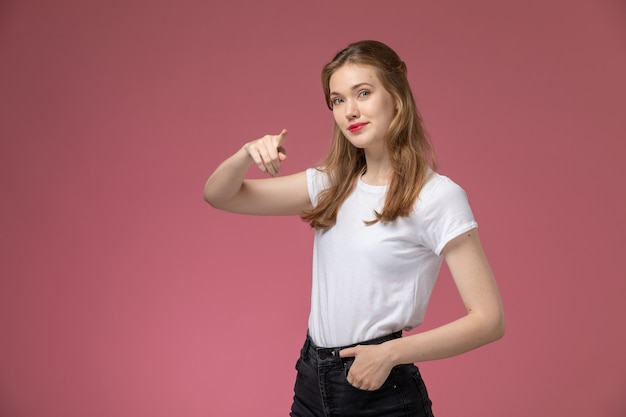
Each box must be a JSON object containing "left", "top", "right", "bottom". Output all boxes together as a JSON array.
[
  {"left": 203, "top": 189, "right": 214, "bottom": 206},
  {"left": 203, "top": 185, "right": 223, "bottom": 209},
  {"left": 203, "top": 186, "right": 236, "bottom": 212},
  {"left": 472, "top": 308, "right": 505, "bottom": 345},
  {"left": 492, "top": 313, "right": 506, "bottom": 341},
  {"left": 486, "top": 309, "right": 506, "bottom": 343},
  {"left": 203, "top": 178, "right": 245, "bottom": 211},
  {"left": 203, "top": 187, "right": 214, "bottom": 206},
  {"left": 203, "top": 193, "right": 225, "bottom": 210}
]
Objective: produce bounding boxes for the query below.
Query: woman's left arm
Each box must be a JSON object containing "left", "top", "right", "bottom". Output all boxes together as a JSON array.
[{"left": 341, "top": 228, "right": 505, "bottom": 390}]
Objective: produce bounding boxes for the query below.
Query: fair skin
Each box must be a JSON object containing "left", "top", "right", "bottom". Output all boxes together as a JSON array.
[
  {"left": 329, "top": 64, "right": 396, "bottom": 185},
  {"left": 204, "top": 63, "right": 505, "bottom": 391}
]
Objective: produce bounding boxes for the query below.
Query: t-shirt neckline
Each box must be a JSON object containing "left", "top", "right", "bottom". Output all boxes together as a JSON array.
[{"left": 357, "top": 176, "right": 388, "bottom": 193}]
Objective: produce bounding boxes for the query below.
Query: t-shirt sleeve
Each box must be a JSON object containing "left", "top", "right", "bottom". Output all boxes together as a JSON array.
[
  {"left": 418, "top": 176, "right": 478, "bottom": 255},
  {"left": 306, "top": 167, "right": 329, "bottom": 207}
]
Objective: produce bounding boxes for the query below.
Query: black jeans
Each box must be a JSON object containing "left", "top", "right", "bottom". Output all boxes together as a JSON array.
[{"left": 290, "top": 332, "right": 434, "bottom": 417}]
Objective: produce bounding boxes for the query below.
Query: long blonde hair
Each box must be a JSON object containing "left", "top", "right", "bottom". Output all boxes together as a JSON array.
[{"left": 302, "top": 40, "right": 437, "bottom": 229}]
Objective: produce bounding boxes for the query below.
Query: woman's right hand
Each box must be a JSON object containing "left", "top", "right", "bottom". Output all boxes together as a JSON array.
[
  {"left": 205, "top": 128, "right": 310, "bottom": 215},
  {"left": 243, "top": 129, "right": 288, "bottom": 177}
]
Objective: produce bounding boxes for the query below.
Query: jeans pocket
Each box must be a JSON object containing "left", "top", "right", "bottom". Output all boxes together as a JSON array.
[
  {"left": 342, "top": 357, "right": 354, "bottom": 379},
  {"left": 411, "top": 370, "right": 434, "bottom": 417}
]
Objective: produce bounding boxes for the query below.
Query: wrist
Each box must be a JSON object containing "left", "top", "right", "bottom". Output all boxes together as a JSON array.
[
  {"left": 382, "top": 339, "right": 403, "bottom": 367},
  {"left": 234, "top": 145, "right": 255, "bottom": 167}
]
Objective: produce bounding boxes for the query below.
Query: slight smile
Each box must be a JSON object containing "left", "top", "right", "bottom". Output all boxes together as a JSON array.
[{"left": 348, "top": 122, "right": 368, "bottom": 133}]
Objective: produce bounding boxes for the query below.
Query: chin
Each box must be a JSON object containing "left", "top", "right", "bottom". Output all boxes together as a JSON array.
[{"left": 346, "top": 140, "right": 367, "bottom": 149}]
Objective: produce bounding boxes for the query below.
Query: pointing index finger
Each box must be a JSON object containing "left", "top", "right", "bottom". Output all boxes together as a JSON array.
[{"left": 278, "top": 128, "right": 288, "bottom": 145}]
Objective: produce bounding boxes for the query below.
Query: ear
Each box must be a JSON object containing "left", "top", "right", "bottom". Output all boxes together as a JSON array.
[{"left": 392, "top": 95, "right": 401, "bottom": 115}]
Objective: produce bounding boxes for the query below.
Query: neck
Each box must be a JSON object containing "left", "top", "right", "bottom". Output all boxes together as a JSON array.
[{"left": 361, "top": 150, "right": 392, "bottom": 186}]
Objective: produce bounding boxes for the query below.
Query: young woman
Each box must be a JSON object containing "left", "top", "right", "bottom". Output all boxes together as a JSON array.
[{"left": 204, "top": 40, "right": 505, "bottom": 417}]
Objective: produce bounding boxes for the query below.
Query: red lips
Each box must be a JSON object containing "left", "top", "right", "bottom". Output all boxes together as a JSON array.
[{"left": 348, "top": 122, "right": 368, "bottom": 133}]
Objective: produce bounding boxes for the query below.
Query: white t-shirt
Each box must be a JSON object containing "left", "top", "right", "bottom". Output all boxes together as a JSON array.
[{"left": 306, "top": 168, "right": 478, "bottom": 347}]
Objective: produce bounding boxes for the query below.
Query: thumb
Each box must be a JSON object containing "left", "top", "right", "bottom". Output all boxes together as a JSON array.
[{"left": 339, "top": 347, "right": 357, "bottom": 358}]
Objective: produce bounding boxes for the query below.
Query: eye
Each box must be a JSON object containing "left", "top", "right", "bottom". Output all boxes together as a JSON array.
[
  {"left": 331, "top": 97, "right": 344, "bottom": 106},
  {"left": 358, "top": 90, "right": 370, "bottom": 98}
]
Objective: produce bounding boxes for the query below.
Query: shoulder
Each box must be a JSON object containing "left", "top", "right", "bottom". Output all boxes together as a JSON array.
[
  {"left": 306, "top": 167, "right": 330, "bottom": 205},
  {"left": 414, "top": 171, "right": 478, "bottom": 254},
  {"left": 418, "top": 171, "right": 470, "bottom": 209},
  {"left": 306, "top": 166, "right": 326, "bottom": 181}
]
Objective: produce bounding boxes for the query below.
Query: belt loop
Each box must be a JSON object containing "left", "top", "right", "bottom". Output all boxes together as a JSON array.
[{"left": 333, "top": 347, "right": 342, "bottom": 363}]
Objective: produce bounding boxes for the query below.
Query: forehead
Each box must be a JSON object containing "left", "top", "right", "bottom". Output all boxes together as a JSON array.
[{"left": 329, "top": 64, "right": 381, "bottom": 93}]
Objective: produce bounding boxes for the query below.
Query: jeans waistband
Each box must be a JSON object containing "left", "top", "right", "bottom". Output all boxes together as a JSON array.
[{"left": 302, "top": 331, "right": 403, "bottom": 361}]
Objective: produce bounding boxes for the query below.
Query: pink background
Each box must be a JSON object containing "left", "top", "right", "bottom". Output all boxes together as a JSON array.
[{"left": 1, "top": 1, "right": 625, "bottom": 416}]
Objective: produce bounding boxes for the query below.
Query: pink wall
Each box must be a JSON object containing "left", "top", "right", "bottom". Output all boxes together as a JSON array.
[{"left": 1, "top": 1, "right": 625, "bottom": 416}]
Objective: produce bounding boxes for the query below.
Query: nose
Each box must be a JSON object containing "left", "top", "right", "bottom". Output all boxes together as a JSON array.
[{"left": 345, "top": 99, "right": 359, "bottom": 119}]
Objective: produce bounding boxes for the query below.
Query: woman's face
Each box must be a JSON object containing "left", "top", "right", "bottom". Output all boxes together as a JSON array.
[{"left": 329, "top": 64, "right": 396, "bottom": 152}]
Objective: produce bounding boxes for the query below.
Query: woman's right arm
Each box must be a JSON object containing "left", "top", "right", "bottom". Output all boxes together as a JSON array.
[{"left": 203, "top": 129, "right": 313, "bottom": 216}]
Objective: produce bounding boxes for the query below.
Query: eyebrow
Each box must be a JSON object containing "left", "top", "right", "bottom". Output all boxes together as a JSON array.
[{"left": 329, "top": 82, "right": 374, "bottom": 96}]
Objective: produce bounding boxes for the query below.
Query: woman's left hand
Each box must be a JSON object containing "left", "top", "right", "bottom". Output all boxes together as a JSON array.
[{"left": 339, "top": 344, "right": 394, "bottom": 391}]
